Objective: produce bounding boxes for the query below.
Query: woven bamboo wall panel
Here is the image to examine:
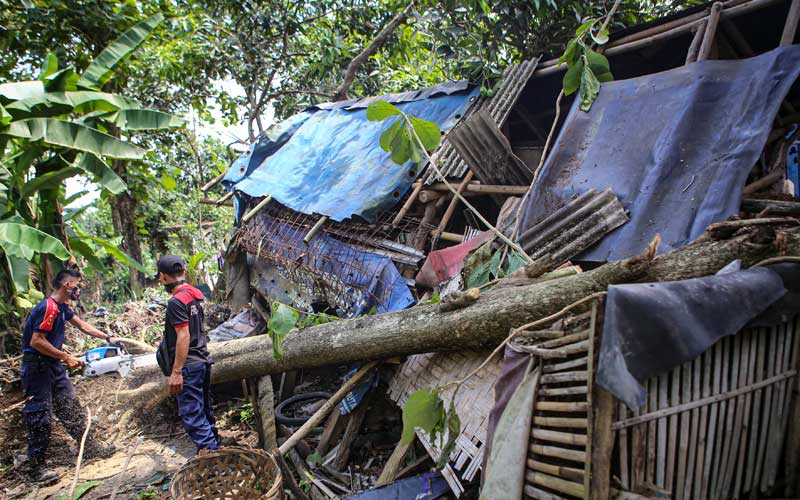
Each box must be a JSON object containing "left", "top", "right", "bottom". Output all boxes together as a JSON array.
[{"left": 613, "top": 319, "right": 800, "bottom": 500}]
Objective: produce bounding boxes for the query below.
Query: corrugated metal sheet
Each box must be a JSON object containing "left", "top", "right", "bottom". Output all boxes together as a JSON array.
[
  {"left": 448, "top": 108, "right": 533, "bottom": 186},
  {"left": 517, "top": 188, "right": 628, "bottom": 266},
  {"left": 423, "top": 58, "right": 540, "bottom": 183}
]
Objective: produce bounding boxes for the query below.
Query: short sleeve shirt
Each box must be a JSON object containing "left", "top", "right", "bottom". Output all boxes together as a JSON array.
[
  {"left": 22, "top": 297, "right": 75, "bottom": 354},
  {"left": 163, "top": 284, "right": 210, "bottom": 366}
]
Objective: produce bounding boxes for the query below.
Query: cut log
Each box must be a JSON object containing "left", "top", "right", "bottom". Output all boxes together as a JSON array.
[{"left": 120, "top": 226, "right": 800, "bottom": 404}]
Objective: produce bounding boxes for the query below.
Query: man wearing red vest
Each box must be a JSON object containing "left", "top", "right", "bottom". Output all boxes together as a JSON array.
[{"left": 155, "top": 255, "right": 219, "bottom": 452}]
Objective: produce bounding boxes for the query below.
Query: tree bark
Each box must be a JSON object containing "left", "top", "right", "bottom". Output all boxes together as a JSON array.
[
  {"left": 332, "top": 5, "right": 411, "bottom": 101},
  {"left": 120, "top": 226, "right": 799, "bottom": 403},
  {"left": 110, "top": 161, "right": 145, "bottom": 294}
]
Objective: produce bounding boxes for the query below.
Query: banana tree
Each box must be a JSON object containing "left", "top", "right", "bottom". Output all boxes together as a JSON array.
[{"left": 0, "top": 13, "right": 183, "bottom": 320}]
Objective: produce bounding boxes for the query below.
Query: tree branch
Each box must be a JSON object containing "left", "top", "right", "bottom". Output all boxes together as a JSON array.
[{"left": 332, "top": 4, "right": 413, "bottom": 101}]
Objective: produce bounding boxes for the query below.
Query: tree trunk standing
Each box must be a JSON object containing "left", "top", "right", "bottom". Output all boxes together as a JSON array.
[
  {"left": 121, "top": 226, "right": 800, "bottom": 405},
  {"left": 109, "top": 174, "right": 145, "bottom": 294}
]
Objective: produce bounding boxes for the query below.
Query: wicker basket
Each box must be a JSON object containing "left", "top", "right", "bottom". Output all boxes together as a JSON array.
[{"left": 170, "top": 447, "right": 284, "bottom": 500}]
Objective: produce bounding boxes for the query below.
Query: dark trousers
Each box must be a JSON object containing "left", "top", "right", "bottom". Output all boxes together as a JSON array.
[
  {"left": 21, "top": 356, "right": 86, "bottom": 464},
  {"left": 176, "top": 363, "right": 219, "bottom": 452}
]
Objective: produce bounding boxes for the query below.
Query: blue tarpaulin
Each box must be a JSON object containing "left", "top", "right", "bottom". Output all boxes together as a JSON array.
[
  {"left": 225, "top": 83, "right": 479, "bottom": 222},
  {"left": 519, "top": 46, "right": 800, "bottom": 261}
]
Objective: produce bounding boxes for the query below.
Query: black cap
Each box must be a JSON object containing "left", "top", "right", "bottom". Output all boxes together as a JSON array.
[{"left": 155, "top": 255, "right": 185, "bottom": 278}]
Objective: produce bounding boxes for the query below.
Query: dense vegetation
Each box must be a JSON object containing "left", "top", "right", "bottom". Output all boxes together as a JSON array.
[{"left": 0, "top": 0, "right": 700, "bottom": 341}]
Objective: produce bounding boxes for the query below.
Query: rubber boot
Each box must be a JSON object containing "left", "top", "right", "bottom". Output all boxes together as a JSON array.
[{"left": 25, "top": 459, "right": 59, "bottom": 484}]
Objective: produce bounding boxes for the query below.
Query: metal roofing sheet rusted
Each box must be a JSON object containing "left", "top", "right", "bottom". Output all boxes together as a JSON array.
[{"left": 423, "top": 58, "right": 540, "bottom": 184}]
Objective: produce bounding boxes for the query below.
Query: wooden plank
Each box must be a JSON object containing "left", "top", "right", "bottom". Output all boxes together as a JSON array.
[
  {"left": 332, "top": 396, "right": 370, "bottom": 470},
  {"left": 541, "top": 371, "right": 588, "bottom": 384},
  {"left": 527, "top": 459, "right": 585, "bottom": 482},
  {"left": 744, "top": 328, "right": 767, "bottom": 494},
  {"left": 539, "top": 386, "right": 588, "bottom": 397},
  {"left": 666, "top": 364, "right": 680, "bottom": 492},
  {"left": 733, "top": 329, "right": 757, "bottom": 498},
  {"left": 583, "top": 299, "right": 598, "bottom": 498},
  {"left": 761, "top": 324, "right": 786, "bottom": 491},
  {"left": 714, "top": 334, "right": 742, "bottom": 500},
  {"left": 693, "top": 348, "right": 713, "bottom": 499},
  {"left": 656, "top": 373, "right": 668, "bottom": 488},
  {"left": 701, "top": 340, "right": 723, "bottom": 500},
  {"left": 527, "top": 471, "right": 585, "bottom": 498},
  {"left": 619, "top": 401, "right": 630, "bottom": 490},
  {"left": 709, "top": 338, "right": 730, "bottom": 500},
  {"left": 316, "top": 410, "right": 345, "bottom": 456},
  {"left": 645, "top": 378, "right": 656, "bottom": 488},
  {"left": 524, "top": 485, "right": 570, "bottom": 500},
  {"left": 590, "top": 387, "right": 615, "bottom": 500},
  {"left": 534, "top": 416, "right": 588, "bottom": 429},
  {"left": 682, "top": 355, "right": 702, "bottom": 500},
  {"left": 375, "top": 439, "right": 412, "bottom": 487},
  {"left": 530, "top": 444, "right": 586, "bottom": 463},
  {"left": 752, "top": 326, "right": 778, "bottom": 497},
  {"left": 532, "top": 428, "right": 588, "bottom": 446},
  {"left": 542, "top": 356, "right": 588, "bottom": 373},
  {"left": 676, "top": 362, "right": 691, "bottom": 500},
  {"left": 632, "top": 406, "right": 645, "bottom": 491},
  {"left": 536, "top": 401, "right": 588, "bottom": 412},
  {"left": 538, "top": 330, "right": 590, "bottom": 349}
]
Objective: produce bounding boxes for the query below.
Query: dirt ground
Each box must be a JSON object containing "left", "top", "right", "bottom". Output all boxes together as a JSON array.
[{"left": 0, "top": 371, "right": 261, "bottom": 500}]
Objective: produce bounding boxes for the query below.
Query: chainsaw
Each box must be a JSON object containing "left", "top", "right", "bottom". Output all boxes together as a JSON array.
[{"left": 82, "top": 341, "right": 135, "bottom": 378}]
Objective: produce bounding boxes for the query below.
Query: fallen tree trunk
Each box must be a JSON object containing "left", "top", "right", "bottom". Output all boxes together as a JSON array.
[{"left": 120, "top": 226, "right": 799, "bottom": 404}]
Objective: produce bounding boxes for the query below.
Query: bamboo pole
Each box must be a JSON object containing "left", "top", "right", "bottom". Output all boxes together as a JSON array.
[
  {"left": 412, "top": 181, "right": 529, "bottom": 195},
  {"left": 201, "top": 169, "right": 228, "bottom": 192},
  {"left": 619, "top": 401, "right": 630, "bottom": 490},
  {"left": 432, "top": 170, "right": 474, "bottom": 247},
  {"left": 241, "top": 195, "right": 272, "bottom": 223},
  {"left": 303, "top": 216, "right": 328, "bottom": 244},
  {"left": 392, "top": 181, "right": 424, "bottom": 226},
  {"left": 686, "top": 21, "right": 708, "bottom": 63},
  {"left": 698, "top": 2, "right": 724, "bottom": 61},
  {"left": 536, "top": 401, "right": 588, "bottom": 412},
  {"left": 278, "top": 361, "right": 379, "bottom": 455},
  {"left": 782, "top": 0, "right": 800, "bottom": 46}
]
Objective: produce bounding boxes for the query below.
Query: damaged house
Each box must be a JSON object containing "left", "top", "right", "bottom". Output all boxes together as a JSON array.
[{"left": 203, "top": 0, "right": 800, "bottom": 498}]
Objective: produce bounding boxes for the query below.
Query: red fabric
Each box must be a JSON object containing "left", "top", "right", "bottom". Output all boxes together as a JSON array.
[
  {"left": 173, "top": 322, "right": 190, "bottom": 328},
  {"left": 39, "top": 297, "right": 59, "bottom": 332},
  {"left": 415, "top": 232, "right": 493, "bottom": 288},
  {"left": 173, "top": 283, "right": 204, "bottom": 304}
]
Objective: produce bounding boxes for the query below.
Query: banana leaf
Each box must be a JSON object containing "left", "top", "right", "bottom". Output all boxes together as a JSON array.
[
  {"left": 5, "top": 254, "right": 30, "bottom": 292},
  {"left": 6, "top": 91, "right": 142, "bottom": 119},
  {"left": 78, "top": 13, "right": 164, "bottom": 89},
  {"left": 0, "top": 222, "right": 70, "bottom": 260},
  {"left": 72, "top": 223, "right": 146, "bottom": 273},
  {"left": 20, "top": 166, "right": 81, "bottom": 199},
  {"left": 70, "top": 153, "right": 127, "bottom": 194},
  {"left": 2, "top": 118, "right": 144, "bottom": 159},
  {"left": 108, "top": 109, "right": 185, "bottom": 130},
  {"left": 0, "top": 81, "right": 45, "bottom": 103},
  {"left": 69, "top": 238, "right": 106, "bottom": 272},
  {"left": 480, "top": 363, "right": 539, "bottom": 500}
]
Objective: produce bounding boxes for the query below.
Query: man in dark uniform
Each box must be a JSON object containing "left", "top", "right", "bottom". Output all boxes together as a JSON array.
[
  {"left": 21, "top": 268, "right": 116, "bottom": 482},
  {"left": 155, "top": 255, "right": 219, "bottom": 452}
]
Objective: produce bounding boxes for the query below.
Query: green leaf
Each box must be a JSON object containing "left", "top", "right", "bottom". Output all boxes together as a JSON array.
[
  {"left": 78, "top": 13, "right": 165, "bottom": 89},
  {"left": 576, "top": 19, "right": 596, "bottom": 36},
  {"left": 0, "top": 222, "right": 70, "bottom": 260},
  {"left": 6, "top": 254, "right": 30, "bottom": 292},
  {"left": 579, "top": 55, "right": 602, "bottom": 112},
  {"left": 20, "top": 166, "right": 81, "bottom": 199},
  {"left": 54, "top": 480, "right": 100, "bottom": 500},
  {"left": 161, "top": 175, "right": 177, "bottom": 191},
  {"left": 69, "top": 238, "right": 106, "bottom": 272},
  {"left": 389, "top": 123, "right": 412, "bottom": 165},
  {"left": 435, "top": 396, "right": 461, "bottom": 469},
  {"left": 0, "top": 104, "right": 11, "bottom": 126},
  {"left": 585, "top": 49, "right": 611, "bottom": 78},
  {"left": 379, "top": 118, "right": 403, "bottom": 152},
  {"left": 91, "top": 236, "right": 147, "bottom": 273},
  {"left": 109, "top": 109, "right": 185, "bottom": 130},
  {"left": 401, "top": 387, "right": 444, "bottom": 444},
  {"left": 0, "top": 81, "right": 45, "bottom": 103},
  {"left": 6, "top": 91, "right": 142, "bottom": 119},
  {"left": 70, "top": 153, "right": 127, "bottom": 194},
  {"left": 306, "top": 451, "right": 322, "bottom": 466},
  {"left": 559, "top": 38, "right": 579, "bottom": 65},
  {"left": 2, "top": 118, "right": 145, "bottom": 159},
  {"left": 591, "top": 28, "right": 610, "bottom": 45},
  {"left": 596, "top": 71, "right": 614, "bottom": 83},
  {"left": 503, "top": 251, "right": 528, "bottom": 275},
  {"left": 562, "top": 57, "right": 584, "bottom": 96},
  {"left": 488, "top": 249, "right": 503, "bottom": 278},
  {"left": 365, "top": 101, "right": 402, "bottom": 122},
  {"left": 39, "top": 52, "right": 59, "bottom": 79},
  {"left": 269, "top": 302, "right": 299, "bottom": 360},
  {"left": 477, "top": 0, "right": 491, "bottom": 14},
  {"left": 43, "top": 68, "right": 79, "bottom": 92},
  {"left": 409, "top": 116, "right": 441, "bottom": 152}
]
